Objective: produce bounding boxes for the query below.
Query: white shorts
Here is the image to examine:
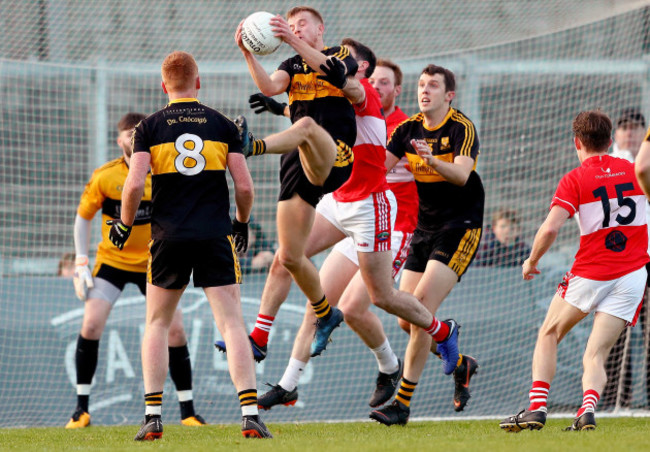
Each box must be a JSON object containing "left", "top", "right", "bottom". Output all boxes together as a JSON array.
[
  {"left": 333, "top": 230, "right": 413, "bottom": 279},
  {"left": 556, "top": 266, "right": 647, "bottom": 324},
  {"left": 316, "top": 190, "right": 396, "bottom": 253}
]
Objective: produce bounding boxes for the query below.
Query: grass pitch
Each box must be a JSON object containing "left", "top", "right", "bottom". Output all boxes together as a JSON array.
[{"left": 1, "top": 417, "right": 648, "bottom": 451}]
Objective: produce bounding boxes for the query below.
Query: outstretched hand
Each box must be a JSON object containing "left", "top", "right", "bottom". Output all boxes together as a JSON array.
[
  {"left": 317, "top": 56, "right": 348, "bottom": 89},
  {"left": 249, "top": 93, "right": 287, "bottom": 116}
]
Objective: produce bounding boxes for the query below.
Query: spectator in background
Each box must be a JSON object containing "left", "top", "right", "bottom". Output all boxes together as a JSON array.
[
  {"left": 610, "top": 107, "right": 646, "bottom": 162},
  {"left": 475, "top": 208, "right": 531, "bottom": 267},
  {"left": 238, "top": 220, "right": 275, "bottom": 274},
  {"left": 57, "top": 252, "right": 75, "bottom": 278}
]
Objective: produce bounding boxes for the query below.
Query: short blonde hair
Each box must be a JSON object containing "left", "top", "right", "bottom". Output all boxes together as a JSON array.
[
  {"left": 287, "top": 6, "right": 324, "bottom": 24},
  {"left": 161, "top": 51, "right": 198, "bottom": 92}
]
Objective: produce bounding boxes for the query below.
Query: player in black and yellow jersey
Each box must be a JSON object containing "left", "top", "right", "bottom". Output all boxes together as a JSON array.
[
  {"left": 231, "top": 6, "right": 357, "bottom": 358},
  {"left": 110, "top": 51, "right": 271, "bottom": 440},
  {"left": 371, "top": 65, "right": 484, "bottom": 425},
  {"left": 65, "top": 113, "right": 205, "bottom": 430}
]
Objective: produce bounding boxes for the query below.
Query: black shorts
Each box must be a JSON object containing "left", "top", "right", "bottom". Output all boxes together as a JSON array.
[
  {"left": 404, "top": 227, "right": 482, "bottom": 280},
  {"left": 95, "top": 264, "right": 146, "bottom": 295},
  {"left": 148, "top": 236, "right": 242, "bottom": 289},
  {"left": 278, "top": 140, "right": 354, "bottom": 208}
]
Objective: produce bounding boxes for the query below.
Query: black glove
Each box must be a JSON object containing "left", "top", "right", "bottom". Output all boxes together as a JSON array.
[
  {"left": 318, "top": 56, "right": 348, "bottom": 89},
  {"left": 107, "top": 219, "right": 132, "bottom": 250},
  {"left": 232, "top": 219, "right": 249, "bottom": 253},
  {"left": 249, "top": 93, "right": 287, "bottom": 116}
]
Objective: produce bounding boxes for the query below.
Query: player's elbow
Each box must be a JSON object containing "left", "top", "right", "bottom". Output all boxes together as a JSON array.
[
  {"left": 540, "top": 224, "right": 560, "bottom": 241},
  {"left": 236, "top": 183, "right": 254, "bottom": 204}
]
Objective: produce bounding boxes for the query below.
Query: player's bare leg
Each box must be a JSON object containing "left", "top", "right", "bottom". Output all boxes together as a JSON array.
[
  {"left": 339, "top": 271, "right": 389, "bottom": 349},
  {"left": 205, "top": 285, "right": 256, "bottom": 391},
  {"left": 582, "top": 312, "right": 626, "bottom": 393},
  {"left": 397, "top": 262, "right": 457, "bottom": 382},
  {"left": 499, "top": 294, "right": 586, "bottom": 433},
  {"left": 168, "top": 309, "right": 188, "bottom": 347},
  {"left": 531, "top": 294, "right": 586, "bottom": 383},
  {"left": 80, "top": 298, "right": 113, "bottom": 340},
  {"left": 358, "top": 251, "right": 440, "bottom": 329},
  {"left": 141, "top": 284, "right": 184, "bottom": 394},
  {"left": 258, "top": 204, "right": 344, "bottom": 319},
  {"left": 263, "top": 117, "right": 337, "bottom": 186},
  {"left": 257, "top": 223, "right": 350, "bottom": 410},
  {"left": 564, "top": 311, "right": 627, "bottom": 430}
]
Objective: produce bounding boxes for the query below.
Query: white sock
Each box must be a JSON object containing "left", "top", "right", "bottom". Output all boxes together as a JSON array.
[
  {"left": 241, "top": 405, "right": 259, "bottom": 416},
  {"left": 278, "top": 358, "right": 307, "bottom": 391},
  {"left": 176, "top": 390, "right": 193, "bottom": 402},
  {"left": 371, "top": 338, "right": 399, "bottom": 374}
]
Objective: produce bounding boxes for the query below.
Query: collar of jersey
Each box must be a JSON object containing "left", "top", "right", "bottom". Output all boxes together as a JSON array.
[
  {"left": 168, "top": 98, "right": 199, "bottom": 105},
  {"left": 582, "top": 154, "right": 610, "bottom": 166},
  {"left": 422, "top": 107, "right": 455, "bottom": 131}
]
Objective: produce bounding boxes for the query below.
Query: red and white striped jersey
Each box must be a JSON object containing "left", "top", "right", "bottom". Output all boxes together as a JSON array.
[
  {"left": 333, "top": 78, "right": 389, "bottom": 202},
  {"left": 385, "top": 106, "right": 418, "bottom": 234},
  {"left": 551, "top": 154, "right": 649, "bottom": 280}
]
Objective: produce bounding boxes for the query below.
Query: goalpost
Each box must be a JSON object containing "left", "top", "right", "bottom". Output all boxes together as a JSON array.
[{"left": 1, "top": 0, "right": 650, "bottom": 427}]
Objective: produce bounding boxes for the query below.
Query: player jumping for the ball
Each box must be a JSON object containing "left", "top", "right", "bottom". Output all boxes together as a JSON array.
[{"left": 232, "top": 6, "right": 357, "bottom": 357}]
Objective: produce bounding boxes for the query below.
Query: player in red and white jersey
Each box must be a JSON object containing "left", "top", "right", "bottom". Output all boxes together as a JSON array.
[
  {"left": 501, "top": 111, "right": 649, "bottom": 433},
  {"left": 234, "top": 40, "right": 458, "bottom": 412},
  {"left": 370, "top": 59, "right": 419, "bottom": 240}
]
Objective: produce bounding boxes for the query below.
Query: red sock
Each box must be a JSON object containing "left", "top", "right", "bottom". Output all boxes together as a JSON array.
[
  {"left": 527, "top": 380, "right": 550, "bottom": 412},
  {"left": 425, "top": 318, "right": 449, "bottom": 342},
  {"left": 576, "top": 389, "right": 600, "bottom": 417},
  {"left": 249, "top": 314, "right": 274, "bottom": 346}
]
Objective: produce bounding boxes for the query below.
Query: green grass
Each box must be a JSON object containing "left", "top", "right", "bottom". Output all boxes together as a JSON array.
[{"left": 1, "top": 417, "right": 648, "bottom": 451}]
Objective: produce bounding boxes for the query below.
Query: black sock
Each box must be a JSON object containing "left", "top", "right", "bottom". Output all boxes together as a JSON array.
[
  {"left": 75, "top": 335, "right": 99, "bottom": 412},
  {"left": 169, "top": 344, "right": 195, "bottom": 419},
  {"left": 311, "top": 295, "right": 332, "bottom": 320}
]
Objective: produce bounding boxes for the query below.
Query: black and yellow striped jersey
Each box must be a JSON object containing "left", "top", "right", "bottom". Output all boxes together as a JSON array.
[
  {"left": 278, "top": 46, "right": 357, "bottom": 149},
  {"left": 387, "top": 108, "right": 484, "bottom": 232},
  {"left": 132, "top": 98, "right": 242, "bottom": 240},
  {"left": 77, "top": 157, "right": 152, "bottom": 272}
]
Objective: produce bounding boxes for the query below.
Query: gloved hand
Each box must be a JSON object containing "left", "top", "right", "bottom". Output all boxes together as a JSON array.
[
  {"left": 232, "top": 219, "right": 249, "bottom": 254},
  {"left": 107, "top": 219, "right": 132, "bottom": 250},
  {"left": 72, "top": 255, "right": 94, "bottom": 301},
  {"left": 318, "top": 56, "right": 348, "bottom": 89},
  {"left": 249, "top": 93, "right": 287, "bottom": 116}
]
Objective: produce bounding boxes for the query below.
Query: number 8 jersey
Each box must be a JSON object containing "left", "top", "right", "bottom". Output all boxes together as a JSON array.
[
  {"left": 551, "top": 154, "right": 649, "bottom": 280},
  {"left": 132, "top": 98, "right": 243, "bottom": 240}
]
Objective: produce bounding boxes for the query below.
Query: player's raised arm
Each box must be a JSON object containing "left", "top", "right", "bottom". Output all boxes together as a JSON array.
[
  {"left": 236, "top": 20, "right": 289, "bottom": 96},
  {"left": 270, "top": 14, "right": 329, "bottom": 75}
]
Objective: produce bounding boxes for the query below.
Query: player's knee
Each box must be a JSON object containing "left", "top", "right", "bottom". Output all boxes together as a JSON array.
[
  {"left": 277, "top": 249, "right": 302, "bottom": 272},
  {"left": 167, "top": 324, "right": 187, "bottom": 346},
  {"left": 340, "top": 305, "right": 362, "bottom": 328},
  {"left": 80, "top": 322, "right": 104, "bottom": 340},
  {"left": 293, "top": 116, "right": 317, "bottom": 139},
  {"left": 397, "top": 317, "right": 411, "bottom": 334},
  {"left": 369, "top": 291, "right": 394, "bottom": 312}
]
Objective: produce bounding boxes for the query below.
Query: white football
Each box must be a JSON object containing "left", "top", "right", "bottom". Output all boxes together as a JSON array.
[{"left": 241, "top": 11, "right": 282, "bottom": 56}]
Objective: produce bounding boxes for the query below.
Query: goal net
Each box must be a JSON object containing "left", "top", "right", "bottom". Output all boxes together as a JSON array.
[{"left": 1, "top": 0, "right": 649, "bottom": 427}]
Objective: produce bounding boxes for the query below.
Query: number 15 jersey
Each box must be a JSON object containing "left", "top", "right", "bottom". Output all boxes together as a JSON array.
[
  {"left": 551, "top": 154, "right": 649, "bottom": 280},
  {"left": 133, "top": 98, "right": 243, "bottom": 240}
]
